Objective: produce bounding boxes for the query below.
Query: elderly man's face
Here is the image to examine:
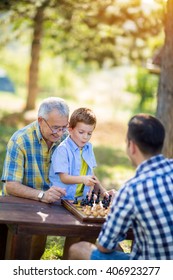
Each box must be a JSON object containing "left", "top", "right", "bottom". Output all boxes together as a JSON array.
[{"left": 38, "top": 110, "right": 68, "bottom": 145}]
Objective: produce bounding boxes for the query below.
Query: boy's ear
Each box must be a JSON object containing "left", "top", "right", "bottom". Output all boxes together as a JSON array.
[{"left": 68, "top": 127, "right": 72, "bottom": 133}]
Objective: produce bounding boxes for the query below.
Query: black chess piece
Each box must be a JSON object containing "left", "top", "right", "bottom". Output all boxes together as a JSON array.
[
  {"left": 95, "top": 189, "right": 100, "bottom": 204},
  {"left": 102, "top": 195, "right": 107, "bottom": 206},
  {"left": 108, "top": 194, "right": 112, "bottom": 206},
  {"left": 72, "top": 197, "right": 78, "bottom": 204},
  {"left": 88, "top": 201, "right": 93, "bottom": 207},
  {"left": 103, "top": 200, "right": 109, "bottom": 209},
  {"left": 80, "top": 199, "right": 86, "bottom": 206},
  {"left": 85, "top": 195, "right": 89, "bottom": 205},
  {"left": 97, "top": 189, "right": 101, "bottom": 197},
  {"left": 89, "top": 190, "right": 95, "bottom": 204}
]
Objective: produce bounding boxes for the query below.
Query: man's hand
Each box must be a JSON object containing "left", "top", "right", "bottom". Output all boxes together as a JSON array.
[
  {"left": 104, "top": 189, "right": 117, "bottom": 200},
  {"left": 43, "top": 186, "right": 66, "bottom": 203}
]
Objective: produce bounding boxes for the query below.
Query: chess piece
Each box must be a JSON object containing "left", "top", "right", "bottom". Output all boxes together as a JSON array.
[
  {"left": 95, "top": 189, "right": 100, "bottom": 204},
  {"left": 89, "top": 189, "right": 95, "bottom": 204},
  {"left": 85, "top": 195, "right": 89, "bottom": 205},
  {"left": 73, "top": 197, "right": 78, "bottom": 204},
  {"left": 99, "top": 209, "right": 106, "bottom": 217},
  {"left": 80, "top": 199, "right": 86, "bottom": 206},
  {"left": 92, "top": 210, "right": 99, "bottom": 217}
]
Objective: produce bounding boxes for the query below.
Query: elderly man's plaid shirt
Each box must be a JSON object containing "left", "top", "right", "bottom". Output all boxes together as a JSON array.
[
  {"left": 1, "top": 121, "right": 65, "bottom": 193},
  {"left": 98, "top": 155, "right": 173, "bottom": 259}
]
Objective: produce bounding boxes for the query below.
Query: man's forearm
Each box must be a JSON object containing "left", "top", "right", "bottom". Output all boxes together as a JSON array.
[{"left": 5, "top": 181, "right": 41, "bottom": 201}]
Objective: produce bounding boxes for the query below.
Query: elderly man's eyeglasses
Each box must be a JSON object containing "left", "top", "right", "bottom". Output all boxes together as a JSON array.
[{"left": 43, "top": 118, "right": 68, "bottom": 134}]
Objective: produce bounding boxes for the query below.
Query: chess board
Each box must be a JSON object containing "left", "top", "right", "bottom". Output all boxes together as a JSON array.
[{"left": 61, "top": 199, "right": 106, "bottom": 223}]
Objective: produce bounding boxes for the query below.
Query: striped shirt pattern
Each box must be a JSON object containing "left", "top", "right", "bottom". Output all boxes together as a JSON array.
[
  {"left": 1, "top": 121, "right": 65, "bottom": 192},
  {"left": 98, "top": 155, "right": 173, "bottom": 259}
]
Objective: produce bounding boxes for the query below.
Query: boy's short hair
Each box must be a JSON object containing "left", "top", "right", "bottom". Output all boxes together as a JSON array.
[
  {"left": 127, "top": 113, "right": 165, "bottom": 155},
  {"left": 69, "top": 108, "right": 96, "bottom": 128}
]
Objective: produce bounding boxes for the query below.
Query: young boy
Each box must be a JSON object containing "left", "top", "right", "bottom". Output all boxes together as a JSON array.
[{"left": 49, "top": 107, "right": 105, "bottom": 199}]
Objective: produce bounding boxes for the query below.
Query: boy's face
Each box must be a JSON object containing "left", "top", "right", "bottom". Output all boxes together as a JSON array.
[{"left": 69, "top": 122, "right": 95, "bottom": 148}]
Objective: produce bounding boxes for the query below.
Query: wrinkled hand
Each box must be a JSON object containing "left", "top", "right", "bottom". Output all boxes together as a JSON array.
[{"left": 43, "top": 186, "right": 66, "bottom": 203}]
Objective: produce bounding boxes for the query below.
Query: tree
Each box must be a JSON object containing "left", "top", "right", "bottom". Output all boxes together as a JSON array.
[
  {"left": 156, "top": 0, "right": 173, "bottom": 157},
  {"left": 0, "top": 0, "right": 164, "bottom": 110},
  {"left": 26, "top": 3, "right": 46, "bottom": 111}
]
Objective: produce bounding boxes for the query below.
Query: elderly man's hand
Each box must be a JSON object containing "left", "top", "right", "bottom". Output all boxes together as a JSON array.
[{"left": 43, "top": 186, "right": 66, "bottom": 203}]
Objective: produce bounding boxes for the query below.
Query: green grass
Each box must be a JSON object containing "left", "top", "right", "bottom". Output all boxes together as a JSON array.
[
  {"left": 94, "top": 146, "right": 134, "bottom": 191},
  {"left": 41, "top": 236, "right": 66, "bottom": 260}
]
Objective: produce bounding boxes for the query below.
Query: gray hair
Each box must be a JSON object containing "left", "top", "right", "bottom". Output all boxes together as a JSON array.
[{"left": 38, "top": 97, "right": 69, "bottom": 119}]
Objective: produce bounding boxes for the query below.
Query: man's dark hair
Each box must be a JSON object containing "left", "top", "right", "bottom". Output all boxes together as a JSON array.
[{"left": 127, "top": 114, "right": 165, "bottom": 155}]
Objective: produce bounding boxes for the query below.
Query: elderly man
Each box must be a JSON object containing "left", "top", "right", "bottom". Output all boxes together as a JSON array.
[
  {"left": 68, "top": 114, "right": 173, "bottom": 260},
  {"left": 1, "top": 97, "right": 69, "bottom": 258}
]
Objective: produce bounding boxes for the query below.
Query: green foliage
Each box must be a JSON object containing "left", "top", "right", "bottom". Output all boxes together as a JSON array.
[
  {"left": 42, "top": 0, "right": 164, "bottom": 66},
  {"left": 41, "top": 236, "right": 65, "bottom": 260},
  {"left": 94, "top": 146, "right": 134, "bottom": 190},
  {"left": 126, "top": 67, "right": 159, "bottom": 111},
  {"left": 0, "top": 124, "right": 17, "bottom": 191},
  {"left": 39, "top": 58, "right": 78, "bottom": 100},
  {"left": 95, "top": 146, "right": 131, "bottom": 167},
  {"left": 0, "top": 0, "right": 164, "bottom": 68},
  {"left": 0, "top": 47, "right": 79, "bottom": 101}
]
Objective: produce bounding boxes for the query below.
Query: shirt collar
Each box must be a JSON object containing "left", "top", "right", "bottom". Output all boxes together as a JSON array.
[
  {"left": 35, "top": 121, "right": 43, "bottom": 142},
  {"left": 67, "top": 136, "right": 89, "bottom": 151},
  {"left": 136, "top": 154, "right": 165, "bottom": 175}
]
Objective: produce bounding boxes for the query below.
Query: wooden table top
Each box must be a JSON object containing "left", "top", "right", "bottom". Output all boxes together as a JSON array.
[{"left": 0, "top": 196, "right": 102, "bottom": 236}]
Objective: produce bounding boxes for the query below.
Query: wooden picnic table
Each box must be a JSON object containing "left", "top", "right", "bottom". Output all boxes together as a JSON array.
[{"left": 0, "top": 196, "right": 134, "bottom": 260}]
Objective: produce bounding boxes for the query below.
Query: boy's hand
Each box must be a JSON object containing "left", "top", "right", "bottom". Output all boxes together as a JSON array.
[{"left": 82, "top": 175, "right": 98, "bottom": 187}]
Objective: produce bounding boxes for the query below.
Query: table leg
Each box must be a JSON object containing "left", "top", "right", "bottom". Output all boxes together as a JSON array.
[
  {"left": 5, "top": 228, "right": 47, "bottom": 260},
  {"left": 62, "top": 236, "right": 96, "bottom": 260},
  {"left": 0, "top": 224, "right": 8, "bottom": 259},
  {"left": 5, "top": 229, "right": 33, "bottom": 259},
  {"left": 29, "top": 235, "right": 47, "bottom": 260}
]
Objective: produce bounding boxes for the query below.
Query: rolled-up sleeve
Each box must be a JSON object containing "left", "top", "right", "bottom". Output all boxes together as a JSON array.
[{"left": 98, "top": 186, "right": 134, "bottom": 250}]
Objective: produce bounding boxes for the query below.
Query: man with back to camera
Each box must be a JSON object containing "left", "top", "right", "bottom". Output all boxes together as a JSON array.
[{"left": 68, "top": 113, "right": 173, "bottom": 260}]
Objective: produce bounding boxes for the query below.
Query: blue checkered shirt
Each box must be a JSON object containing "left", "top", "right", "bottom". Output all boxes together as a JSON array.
[{"left": 98, "top": 155, "right": 173, "bottom": 259}]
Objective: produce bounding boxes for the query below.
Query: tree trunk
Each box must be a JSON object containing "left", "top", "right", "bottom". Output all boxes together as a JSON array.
[
  {"left": 156, "top": 0, "right": 173, "bottom": 158},
  {"left": 25, "top": 6, "right": 44, "bottom": 111}
]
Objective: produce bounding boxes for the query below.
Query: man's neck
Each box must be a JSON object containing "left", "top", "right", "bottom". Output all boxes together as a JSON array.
[
  {"left": 45, "top": 140, "right": 53, "bottom": 150},
  {"left": 136, "top": 153, "right": 153, "bottom": 167}
]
